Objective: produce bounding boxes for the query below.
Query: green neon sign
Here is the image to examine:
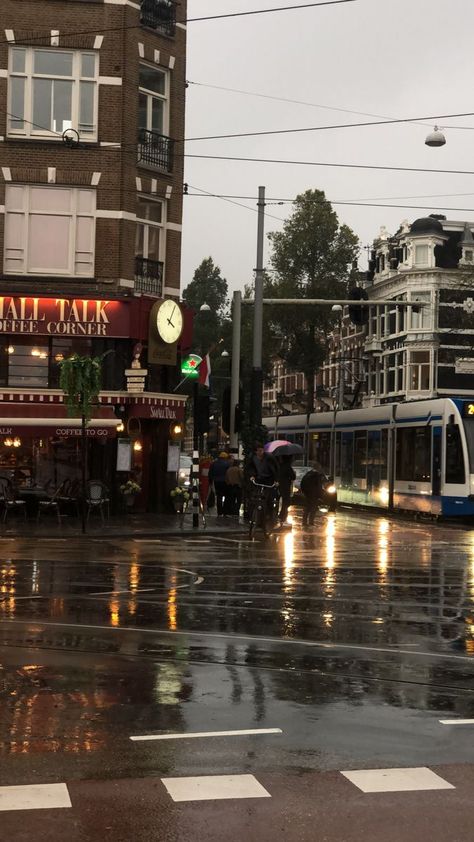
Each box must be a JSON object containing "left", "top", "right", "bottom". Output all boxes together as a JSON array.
[{"left": 181, "top": 354, "right": 202, "bottom": 378}]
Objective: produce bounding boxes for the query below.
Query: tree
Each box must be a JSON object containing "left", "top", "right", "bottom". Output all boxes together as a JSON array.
[
  {"left": 182, "top": 258, "right": 229, "bottom": 354},
  {"left": 266, "top": 189, "right": 359, "bottom": 413}
]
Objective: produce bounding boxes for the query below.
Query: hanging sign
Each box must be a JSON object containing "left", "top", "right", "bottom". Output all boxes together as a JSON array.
[{"left": 181, "top": 354, "right": 202, "bottom": 378}]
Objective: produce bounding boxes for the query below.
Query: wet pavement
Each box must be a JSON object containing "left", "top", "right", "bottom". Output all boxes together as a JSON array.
[{"left": 0, "top": 509, "right": 473, "bottom": 839}]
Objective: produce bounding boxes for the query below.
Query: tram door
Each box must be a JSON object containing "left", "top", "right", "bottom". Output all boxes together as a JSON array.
[{"left": 432, "top": 426, "right": 442, "bottom": 496}]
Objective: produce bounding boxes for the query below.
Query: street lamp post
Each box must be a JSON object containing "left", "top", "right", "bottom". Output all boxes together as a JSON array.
[
  {"left": 229, "top": 290, "right": 242, "bottom": 456},
  {"left": 250, "top": 186, "right": 266, "bottom": 430}
]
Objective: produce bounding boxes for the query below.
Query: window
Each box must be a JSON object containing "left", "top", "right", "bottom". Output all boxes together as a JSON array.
[
  {"left": 396, "top": 426, "right": 431, "bottom": 482},
  {"left": 8, "top": 47, "right": 98, "bottom": 139},
  {"left": 135, "top": 197, "right": 165, "bottom": 295},
  {"left": 408, "top": 350, "right": 430, "bottom": 391},
  {"left": 138, "top": 64, "right": 168, "bottom": 136},
  {"left": 3, "top": 338, "right": 49, "bottom": 388},
  {"left": 446, "top": 424, "right": 466, "bottom": 484},
  {"left": 4, "top": 185, "right": 96, "bottom": 276},
  {"left": 414, "top": 244, "right": 429, "bottom": 266},
  {"left": 341, "top": 432, "right": 353, "bottom": 485},
  {"left": 410, "top": 291, "right": 432, "bottom": 330},
  {"left": 353, "top": 431, "right": 367, "bottom": 479}
]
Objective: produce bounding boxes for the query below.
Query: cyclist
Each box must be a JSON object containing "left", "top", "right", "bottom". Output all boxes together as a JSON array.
[{"left": 246, "top": 443, "right": 279, "bottom": 530}]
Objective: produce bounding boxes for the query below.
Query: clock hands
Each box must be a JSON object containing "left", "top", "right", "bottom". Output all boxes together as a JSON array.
[{"left": 167, "top": 305, "right": 177, "bottom": 329}]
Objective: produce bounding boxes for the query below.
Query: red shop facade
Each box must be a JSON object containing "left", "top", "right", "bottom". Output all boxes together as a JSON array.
[{"left": 0, "top": 294, "right": 187, "bottom": 512}]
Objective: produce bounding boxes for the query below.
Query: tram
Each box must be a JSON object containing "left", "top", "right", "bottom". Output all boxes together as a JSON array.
[{"left": 265, "top": 398, "right": 474, "bottom": 517}]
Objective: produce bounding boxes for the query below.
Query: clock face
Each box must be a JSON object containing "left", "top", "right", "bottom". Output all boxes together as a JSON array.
[{"left": 156, "top": 299, "right": 183, "bottom": 344}]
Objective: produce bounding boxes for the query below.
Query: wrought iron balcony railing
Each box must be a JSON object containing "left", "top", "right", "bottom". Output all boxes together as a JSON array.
[
  {"left": 140, "top": 0, "right": 177, "bottom": 37},
  {"left": 138, "top": 128, "right": 174, "bottom": 172},
  {"left": 135, "top": 257, "right": 164, "bottom": 297}
]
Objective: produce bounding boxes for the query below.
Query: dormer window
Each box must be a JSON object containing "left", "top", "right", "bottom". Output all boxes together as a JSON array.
[{"left": 414, "top": 245, "right": 429, "bottom": 266}]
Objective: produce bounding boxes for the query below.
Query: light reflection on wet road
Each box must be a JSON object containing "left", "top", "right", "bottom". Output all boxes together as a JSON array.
[{"left": 0, "top": 510, "right": 473, "bottom": 785}]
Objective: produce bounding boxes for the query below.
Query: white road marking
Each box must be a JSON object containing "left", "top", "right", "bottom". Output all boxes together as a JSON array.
[
  {"left": 0, "top": 783, "right": 72, "bottom": 812},
  {"left": 161, "top": 774, "right": 271, "bottom": 802},
  {"left": 4, "top": 618, "right": 472, "bottom": 661},
  {"left": 341, "top": 767, "right": 455, "bottom": 793},
  {"left": 89, "top": 588, "right": 156, "bottom": 596},
  {"left": 130, "top": 728, "right": 282, "bottom": 741},
  {"left": 439, "top": 719, "right": 474, "bottom": 725}
]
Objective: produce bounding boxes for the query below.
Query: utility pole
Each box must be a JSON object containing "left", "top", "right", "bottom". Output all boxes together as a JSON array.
[
  {"left": 229, "top": 289, "right": 241, "bottom": 456},
  {"left": 250, "top": 185, "right": 265, "bottom": 430},
  {"left": 192, "top": 379, "right": 199, "bottom": 529}
]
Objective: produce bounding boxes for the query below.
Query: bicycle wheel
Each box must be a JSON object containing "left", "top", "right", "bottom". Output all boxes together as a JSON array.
[{"left": 248, "top": 504, "right": 257, "bottom": 539}]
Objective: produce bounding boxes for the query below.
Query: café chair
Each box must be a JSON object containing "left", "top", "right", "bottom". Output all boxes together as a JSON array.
[
  {"left": 37, "top": 482, "right": 65, "bottom": 525},
  {"left": 0, "top": 481, "right": 27, "bottom": 523},
  {"left": 86, "top": 481, "right": 110, "bottom": 523}
]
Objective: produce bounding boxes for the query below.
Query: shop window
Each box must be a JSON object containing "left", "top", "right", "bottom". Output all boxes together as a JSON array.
[
  {"left": 408, "top": 350, "right": 430, "bottom": 391},
  {"left": 6, "top": 338, "right": 49, "bottom": 388},
  {"left": 445, "top": 424, "right": 465, "bottom": 484},
  {"left": 49, "top": 337, "right": 94, "bottom": 388},
  {"left": 8, "top": 47, "right": 98, "bottom": 139},
  {"left": 4, "top": 184, "right": 95, "bottom": 276}
]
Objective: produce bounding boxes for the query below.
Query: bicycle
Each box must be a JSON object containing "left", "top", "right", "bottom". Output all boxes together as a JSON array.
[{"left": 248, "top": 478, "right": 279, "bottom": 539}]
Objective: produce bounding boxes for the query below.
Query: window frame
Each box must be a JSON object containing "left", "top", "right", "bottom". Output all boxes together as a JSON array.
[
  {"left": 409, "top": 290, "right": 432, "bottom": 331},
  {"left": 135, "top": 195, "right": 166, "bottom": 264},
  {"left": 138, "top": 62, "right": 170, "bottom": 137},
  {"left": 408, "top": 349, "right": 431, "bottom": 392},
  {"left": 7, "top": 46, "right": 99, "bottom": 141},
  {"left": 4, "top": 184, "right": 96, "bottom": 277}
]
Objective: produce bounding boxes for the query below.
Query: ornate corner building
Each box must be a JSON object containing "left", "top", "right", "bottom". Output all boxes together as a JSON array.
[{"left": 0, "top": 0, "right": 188, "bottom": 510}]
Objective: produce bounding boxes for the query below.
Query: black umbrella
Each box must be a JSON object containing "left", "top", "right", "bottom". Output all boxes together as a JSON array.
[{"left": 264, "top": 441, "right": 303, "bottom": 457}]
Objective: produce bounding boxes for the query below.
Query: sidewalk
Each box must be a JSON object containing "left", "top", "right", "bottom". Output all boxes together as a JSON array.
[{"left": 0, "top": 512, "right": 248, "bottom": 539}]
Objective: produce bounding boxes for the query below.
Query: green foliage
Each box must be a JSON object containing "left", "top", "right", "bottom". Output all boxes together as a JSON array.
[
  {"left": 182, "top": 257, "right": 230, "bottom": 356},
  {"left": 59, "top": 354, "right": 103, "bottom": 421},
  {"left": 240, "top": 420, "right": 269, "bottom": 458},
  {"left": 266, "top": 189, "right": 359, "bottom": 411}
]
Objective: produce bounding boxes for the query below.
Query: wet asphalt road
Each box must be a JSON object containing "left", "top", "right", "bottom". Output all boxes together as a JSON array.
[{"left": 0, "top": 509, "right": 473, "bottom": 840}]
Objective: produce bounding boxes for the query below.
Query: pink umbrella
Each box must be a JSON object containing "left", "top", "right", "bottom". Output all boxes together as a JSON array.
[{"left": 264, "top": 440, "right": 303, "bottom": 455}]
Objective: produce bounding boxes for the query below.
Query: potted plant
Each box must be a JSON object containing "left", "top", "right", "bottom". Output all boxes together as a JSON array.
[
  {"left": 120, "top": 479, "right": 141, "bottom": 508},
  {"left": 170, "top": 486, "right": 189, "bottom": 513}
]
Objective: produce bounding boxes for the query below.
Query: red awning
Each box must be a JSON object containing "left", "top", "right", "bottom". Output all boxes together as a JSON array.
[{"left": 0, "top": 404, "right": 118, "bottom": 438}]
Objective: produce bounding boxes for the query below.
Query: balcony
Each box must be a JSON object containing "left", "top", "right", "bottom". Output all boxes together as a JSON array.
[
  {"left": 140, "top": 0, "right": 177, "bottom": 37},
  {"left": 138, "top": 128, "right": 174, "bottom": 172},
  {"left": 135, "top": 257, "right": 164, "bottom": 297}
]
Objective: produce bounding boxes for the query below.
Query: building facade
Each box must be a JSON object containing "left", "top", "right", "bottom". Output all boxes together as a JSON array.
[
  {"left": 0, "top": 0, "right": 188, "bottom": 510},
  {"left": 363, "top": 216, "right": 474, "bottom": 406}
]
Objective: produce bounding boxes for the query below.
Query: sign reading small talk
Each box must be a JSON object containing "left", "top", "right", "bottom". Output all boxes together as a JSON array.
[
  {"left": 148, "top": 299, "right": 183, "bottom": 366},
  {"left": 0, "top": 296, "right": 130, "bottom": 337}
]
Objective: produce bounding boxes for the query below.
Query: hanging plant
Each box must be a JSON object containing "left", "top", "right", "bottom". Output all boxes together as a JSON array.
[{"left": 59, "top": 354, "right": 104, "bottom": 421}]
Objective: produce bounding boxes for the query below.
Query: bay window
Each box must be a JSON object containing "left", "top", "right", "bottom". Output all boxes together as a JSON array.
[
  {"left": 8, "top": 47, "right": 98, "bottom": 139},
  {"left": 4, "top": 185, "right": 96, "bottom": 277}
]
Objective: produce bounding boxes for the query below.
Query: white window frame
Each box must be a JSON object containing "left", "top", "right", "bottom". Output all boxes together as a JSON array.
[
  {"left": 138, "top": 63, "right": 170, "bottom": 136},
  {"left": 4, "top": 184, "right": 96, "bottom": 277},
  {"left": 409, "top": 291, "right": 432, "bottom": 331},
  {"left": 414, "top": 244, "right": 429, "bottom": 267},
  {"left": 135, "top": 195, "right": 166, "bottom": 263},
  {"left": 407, "top": 349, "right": 431, "bottom": 392},
  {"left": 8, "top": 46, "right": 99, "bottom": 140}
]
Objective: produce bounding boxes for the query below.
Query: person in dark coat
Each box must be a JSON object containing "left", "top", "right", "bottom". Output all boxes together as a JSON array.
[
  {"left": 300, "top": 467, "right": 325, "bottom": 526},
  {"left": 247, "top": 443, "right": 279, "bottom": 486},
  {"left": 278, "top": 455, "right": 296, "bottom": 523},
  {"left": 209, "top": 452, "right": 231, "bottom": 516}
]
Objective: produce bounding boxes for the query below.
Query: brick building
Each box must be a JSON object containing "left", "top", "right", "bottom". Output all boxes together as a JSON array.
[{"left": 0, "top": 0, "right": 188, "bottom": 511}]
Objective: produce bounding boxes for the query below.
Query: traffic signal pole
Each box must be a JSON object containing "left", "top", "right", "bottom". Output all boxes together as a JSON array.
[
  {"left": 229, "top": 289, "right": 241, "bottom": 456},
  {"left": 250, "top": 186, "right": 266, "bottom": 430}
]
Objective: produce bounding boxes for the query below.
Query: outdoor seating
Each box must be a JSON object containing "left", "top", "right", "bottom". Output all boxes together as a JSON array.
[
  {"left": 0, "top": 479, "right": 27, "bottom": 523},
  {"left": 37, "top": 482, "right": 65, "bottom": 525},
  {"left": 86, "top": 481, "right": 110, "bottom": 523},
  {"left": 58, "top": 478, "right": 80, "bottom": 518}
]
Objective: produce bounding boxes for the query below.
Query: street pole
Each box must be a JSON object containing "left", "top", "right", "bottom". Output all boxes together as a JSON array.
[
  {"left": 229, "top": 289, "right": 241, "bottom": 457},
  {"left": 250, "top": 185, "right": 265, "bottom": 430},
  {"left": 192, "top": 378, "right": 199, "bottom": 529},
  {"left": 338, "top": 318, "right": 345, "bottom": 410},
  {"left": 80, "top": 409, "right": 86, "bottom": 534}
]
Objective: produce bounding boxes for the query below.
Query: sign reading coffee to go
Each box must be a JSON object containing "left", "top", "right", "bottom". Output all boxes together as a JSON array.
[
  {"left": 0, "top": 297, "right": 130, "bottom": 337},
  {"left": 181, "top": 354, "right": 202, "bottom": 378}
]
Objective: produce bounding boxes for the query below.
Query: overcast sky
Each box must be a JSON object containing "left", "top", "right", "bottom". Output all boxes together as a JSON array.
[{"left": 182, "top": 0, "right": 474, "bottom": 295}]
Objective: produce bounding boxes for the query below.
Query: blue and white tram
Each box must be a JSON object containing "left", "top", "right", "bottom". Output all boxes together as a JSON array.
[{"left": 265, "top": 398, "right": 474, "bottom": 517}]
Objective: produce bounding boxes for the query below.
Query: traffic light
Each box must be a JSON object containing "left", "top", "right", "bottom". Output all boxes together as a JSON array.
[
  {"left": 348, "top": 287, "right": 369, "bottom": 325},
  {"left": 222, "top": 387, "right": 244, "bottom": 435}
]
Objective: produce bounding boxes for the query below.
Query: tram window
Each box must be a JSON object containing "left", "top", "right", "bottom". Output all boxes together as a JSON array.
[
  {"left": 312, "top": 432, "right": 331, "bottom": 474},
  {"left": 380, "top": 429, "right": 388, "bottom": 479},
  {"left": 341, "top": 432, "right": 354, "bottom": 485},
  {"left": 335, "top": 432, "right": 341, "bottom": 476},
  {"left": 446, "top": 424, "right": 466, "bottom": 484},
  {"left": 354, "top": 431, "right": 367, "bottom": 479},
  {"left": 396, "top": 427, "right": 431, "bottom": 482}
]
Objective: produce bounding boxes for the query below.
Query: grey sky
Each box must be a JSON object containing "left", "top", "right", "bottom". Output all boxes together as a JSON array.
[{"left": 182, "top": 0, "right": 474, "bottom": 294}]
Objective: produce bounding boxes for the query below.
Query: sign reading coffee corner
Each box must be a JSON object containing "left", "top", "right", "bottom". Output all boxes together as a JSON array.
[{"left": 0, "top": 297, "right": 130, "bottom": 338}]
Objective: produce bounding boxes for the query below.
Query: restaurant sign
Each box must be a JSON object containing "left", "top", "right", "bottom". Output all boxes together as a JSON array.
[{"left": 0, "top": 297, "right": 130, "bottom": 338}]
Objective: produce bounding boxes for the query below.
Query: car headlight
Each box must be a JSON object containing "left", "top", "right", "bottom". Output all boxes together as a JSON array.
[{"left": 326, "top": 484, "right": 336, "bottom": 494}]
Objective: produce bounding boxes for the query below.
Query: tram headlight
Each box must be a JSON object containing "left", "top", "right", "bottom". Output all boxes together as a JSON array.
[
  {"left": 326, "top": 484, "right": 336, "bottom": 495},
  {"left": 379, "top": 487, "right": 389, "bottom": 505}
]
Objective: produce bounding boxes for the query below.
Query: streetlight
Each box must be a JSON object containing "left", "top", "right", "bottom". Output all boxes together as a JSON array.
[
  {"left": 425, "top": 126, "right": 446, "bottom": 147},
  {"left": 200, "top": 303, "right": 211, "bottom": 312}
]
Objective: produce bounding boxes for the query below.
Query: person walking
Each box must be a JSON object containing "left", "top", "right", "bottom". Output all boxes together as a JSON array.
[
  {"left": 278, "top": 455, "right": 296, "bottom": 523},
  {"left": 209, "top": 451, "right": 231, "bottom": 517},
  {"left": 225, "top": 457, "right": 244, "bottom": 517},
  {"left": 300, "top": 466, "right": 325, "bottom": 526}
]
